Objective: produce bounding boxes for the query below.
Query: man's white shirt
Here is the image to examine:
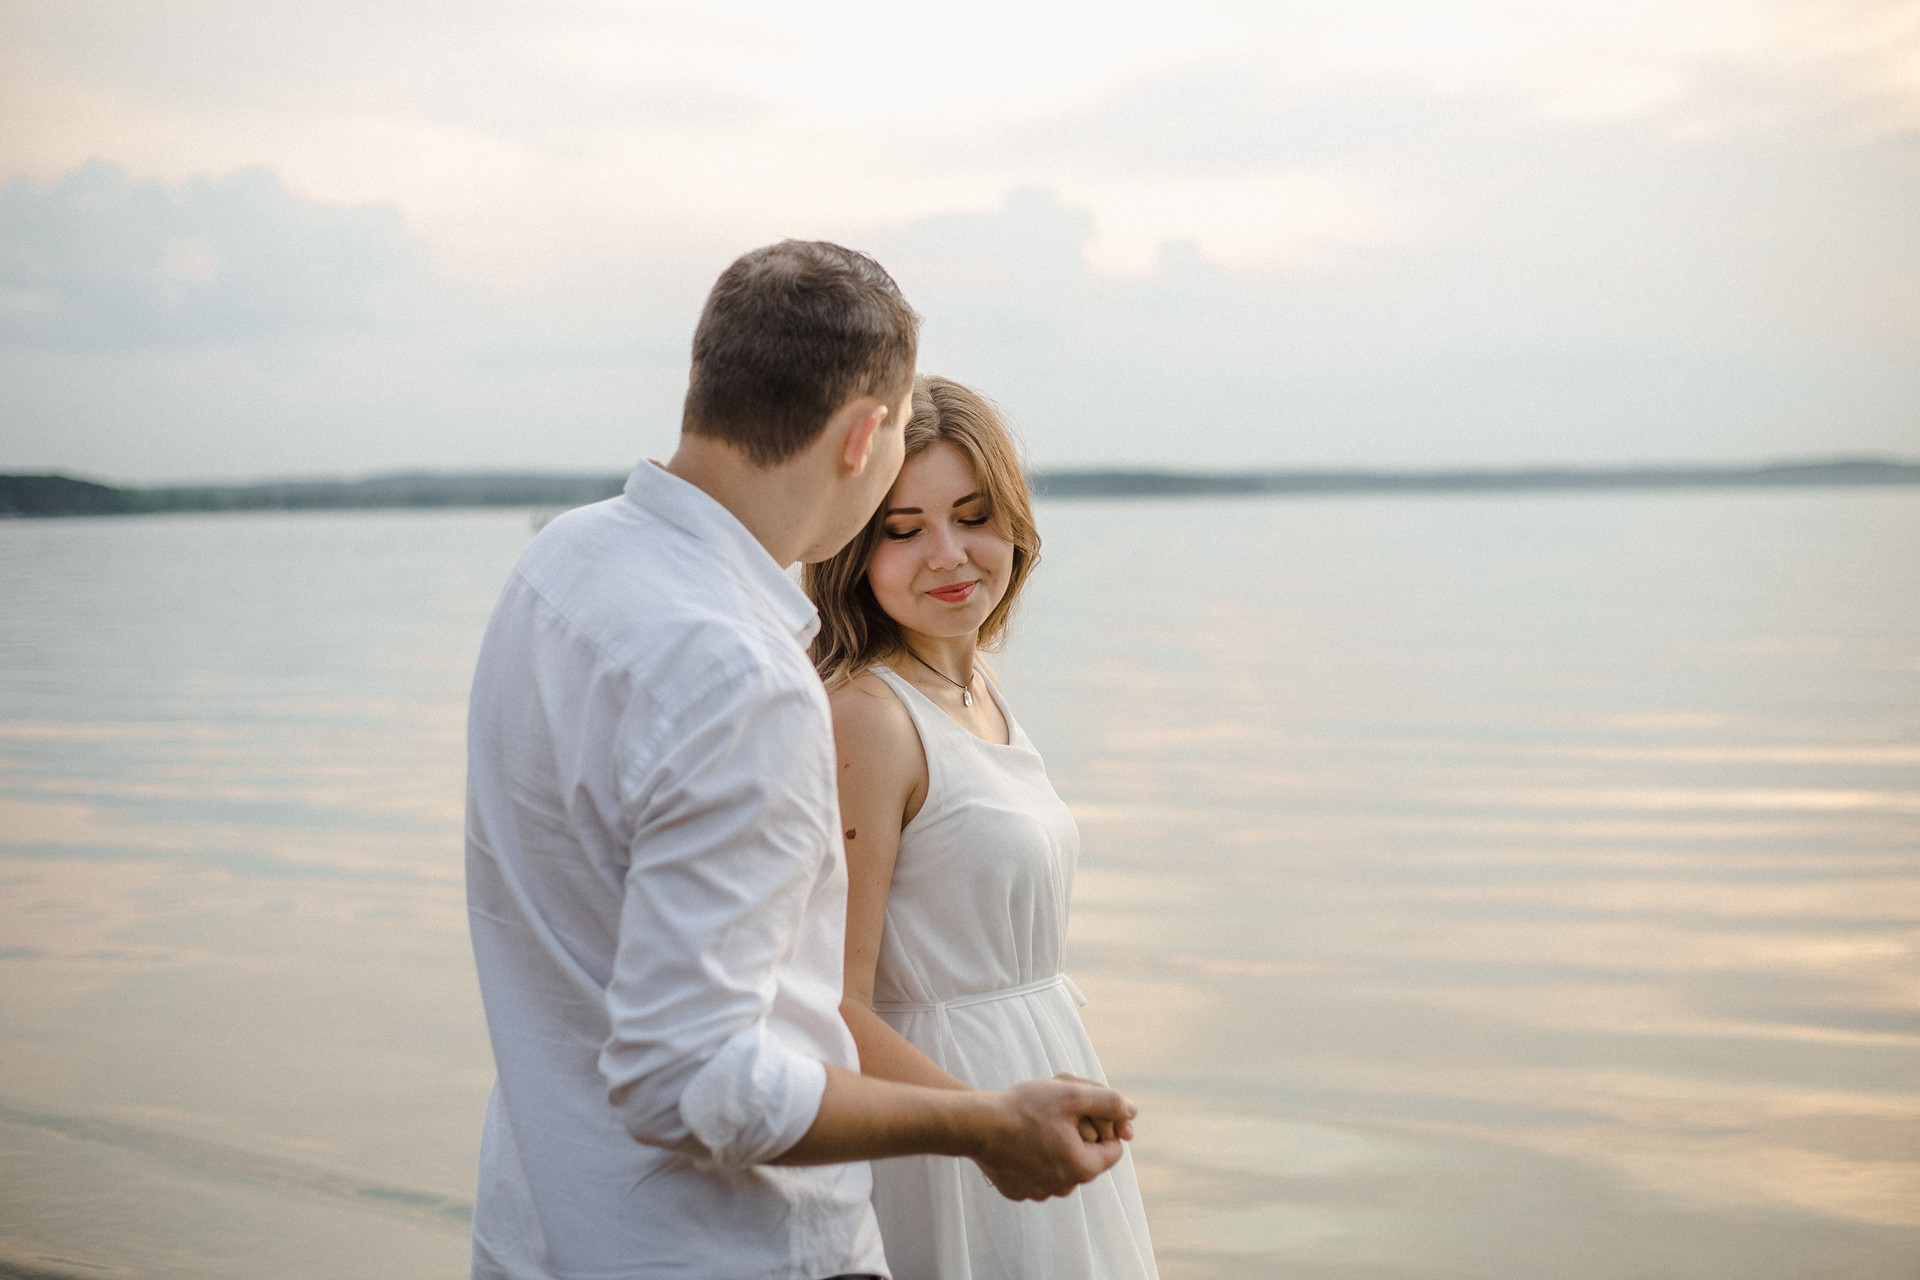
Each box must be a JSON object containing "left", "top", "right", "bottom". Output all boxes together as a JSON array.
[{"left": 466, "top": 461, "right": 887, "bottom": 1280}]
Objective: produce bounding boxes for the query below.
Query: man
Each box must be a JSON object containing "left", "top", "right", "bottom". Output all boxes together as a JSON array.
[{"left": 466, "top": 240, "right": 1135, "bottom": 1280}]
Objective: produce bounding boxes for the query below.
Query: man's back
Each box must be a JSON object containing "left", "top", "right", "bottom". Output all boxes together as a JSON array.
[{"left": 465, "top": 462, "right": 884, "bottom": 1279}]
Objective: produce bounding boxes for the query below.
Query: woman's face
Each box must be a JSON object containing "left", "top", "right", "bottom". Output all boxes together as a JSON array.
[{"left": 865, "top": 440, "right": 1014, "bottom": 642}]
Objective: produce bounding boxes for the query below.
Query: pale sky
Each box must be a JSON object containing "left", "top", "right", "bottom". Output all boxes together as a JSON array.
[{"left": 2, "top": 0, "right": 1916, "bottom": 482}]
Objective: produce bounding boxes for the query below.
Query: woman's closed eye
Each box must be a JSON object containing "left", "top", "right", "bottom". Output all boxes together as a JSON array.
[{"left": 886, "top": 515, "right": 987, "bottom": 540}]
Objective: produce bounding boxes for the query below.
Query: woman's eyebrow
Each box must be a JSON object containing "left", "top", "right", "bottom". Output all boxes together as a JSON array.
[{"left": 885, "top": 492, "right": 983, "bottom": 517}]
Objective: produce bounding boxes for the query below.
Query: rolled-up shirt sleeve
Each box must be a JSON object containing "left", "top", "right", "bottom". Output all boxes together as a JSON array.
[{"left": 599, "top": 659, "right": 837, "bottom": 1168}]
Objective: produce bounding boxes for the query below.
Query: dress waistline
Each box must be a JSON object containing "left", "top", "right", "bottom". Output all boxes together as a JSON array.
[{"left": 873, "top": 972, "right": 1086, "bottom": 1015}]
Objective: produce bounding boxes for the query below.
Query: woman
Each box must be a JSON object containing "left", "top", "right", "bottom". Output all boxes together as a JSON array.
[{"left": 805, "top": 376, "right": 1158, "bottom": 1280}]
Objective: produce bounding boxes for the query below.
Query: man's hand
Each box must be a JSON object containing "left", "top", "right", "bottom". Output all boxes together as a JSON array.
[
  {"left": 971, "top": 1074, "right": 1136, "bottom": 1201},
  {"left": 772, "top": 1065, "right": 1135, "bottom": 1187}
]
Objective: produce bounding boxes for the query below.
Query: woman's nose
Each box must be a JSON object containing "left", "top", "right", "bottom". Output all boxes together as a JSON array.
[{"left": 924, "top": 524, "right": 965, "bottom": 569}]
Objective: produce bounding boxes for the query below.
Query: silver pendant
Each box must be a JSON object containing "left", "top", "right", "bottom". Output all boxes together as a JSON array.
[{"left": 962, "top": 689, "right": 974, "bottom": 707}]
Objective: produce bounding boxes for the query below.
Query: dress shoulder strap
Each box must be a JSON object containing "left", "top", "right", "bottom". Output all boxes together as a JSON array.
[
  {"left": 866, "top": 664, "right": 952, "bottom": 818},
  {"left": 868, "top": 663, "right": 935, "bottom": 734}
]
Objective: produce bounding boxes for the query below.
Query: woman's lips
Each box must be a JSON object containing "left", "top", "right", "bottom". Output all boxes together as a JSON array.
[{"left": 927, "top": 581, "right": 977, "bottom": 603}]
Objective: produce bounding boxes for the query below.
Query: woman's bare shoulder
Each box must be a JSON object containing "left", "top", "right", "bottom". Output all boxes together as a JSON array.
[
  {"left": 829, "top": 669, "right": 926, "bottom": 810},
  {"left": 828, "top": 670, "right": 917, "bottom": 746}
]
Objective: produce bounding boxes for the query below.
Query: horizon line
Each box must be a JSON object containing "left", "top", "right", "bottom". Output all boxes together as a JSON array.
[{"left": 6, "top": 452, "right": 1918, "bottom": 492}]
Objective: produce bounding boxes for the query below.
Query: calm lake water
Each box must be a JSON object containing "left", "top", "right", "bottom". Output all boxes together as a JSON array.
[{"left": 1, "top": 488, "right": 1916, "bottom": 1279}]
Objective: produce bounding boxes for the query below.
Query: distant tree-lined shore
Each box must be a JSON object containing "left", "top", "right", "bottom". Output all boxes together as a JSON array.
[{"left": 3, "top": 458, "right": 1917, "bottom": 518}]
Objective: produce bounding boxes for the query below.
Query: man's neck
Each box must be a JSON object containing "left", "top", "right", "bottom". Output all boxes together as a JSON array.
[{"left": 664, "top": 437, "right": 815, "bottom": 567}]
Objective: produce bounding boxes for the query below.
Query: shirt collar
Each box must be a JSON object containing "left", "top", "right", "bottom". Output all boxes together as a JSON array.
[{"left": 623, "top": 461, "right": 821, "bottom": 644}]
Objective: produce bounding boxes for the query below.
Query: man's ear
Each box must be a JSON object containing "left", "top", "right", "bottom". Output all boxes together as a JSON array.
[{"left": 841, "top": 399, "right": 890, "bottom": 476}]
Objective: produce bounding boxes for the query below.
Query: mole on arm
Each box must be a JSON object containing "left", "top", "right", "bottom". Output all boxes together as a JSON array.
[{"left": 844, "top": 828, "right": 857, "bottom": 840}]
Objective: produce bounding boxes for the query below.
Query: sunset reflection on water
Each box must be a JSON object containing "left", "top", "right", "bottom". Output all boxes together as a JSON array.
[
  {"left": 1013, "top": 490, "right": 1919, "bottom": 1277},
  {"left": 2, "top": 491, "right": 1916, "bottom": 1278}
]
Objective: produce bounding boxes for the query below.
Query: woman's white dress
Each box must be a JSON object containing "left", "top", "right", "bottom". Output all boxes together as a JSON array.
[{"left": 865, "top": 664, "right": 1158, "bottom": 1280}]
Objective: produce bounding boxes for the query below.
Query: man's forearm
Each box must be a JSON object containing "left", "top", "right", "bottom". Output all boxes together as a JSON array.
[
  {"left": 771, "top": 1063, "right": 999, "bottom": 1166},
  {"left": 771, "top": 1063, "right": 1137, "bottom": 1203}
]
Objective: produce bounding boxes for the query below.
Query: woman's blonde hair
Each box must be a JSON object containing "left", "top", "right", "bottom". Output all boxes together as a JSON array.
[{"left": 805, "top": 375, "right": 1041, "bottom": 690}]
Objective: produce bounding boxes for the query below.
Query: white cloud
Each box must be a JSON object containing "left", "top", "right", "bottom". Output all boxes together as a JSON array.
[
  {"left": 0, "top": 0, "right": 1915, "bottom": 478},
  {"left": 0, "top": 161, "right": 427, "bottom": 346}
]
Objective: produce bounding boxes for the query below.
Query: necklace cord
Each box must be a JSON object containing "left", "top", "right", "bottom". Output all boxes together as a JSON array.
[{"left": 901, "top": 646, "right": 976, "bottom": 702}]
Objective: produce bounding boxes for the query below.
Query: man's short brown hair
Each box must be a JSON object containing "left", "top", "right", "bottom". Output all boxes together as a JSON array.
[{"left": 681, "top": 240, "right": 919, "bottom": 467}]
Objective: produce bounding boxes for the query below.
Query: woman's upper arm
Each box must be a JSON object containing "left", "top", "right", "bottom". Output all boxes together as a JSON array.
[{"left": 829, "top": 676, "right": 925, "bottom": 1009}]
